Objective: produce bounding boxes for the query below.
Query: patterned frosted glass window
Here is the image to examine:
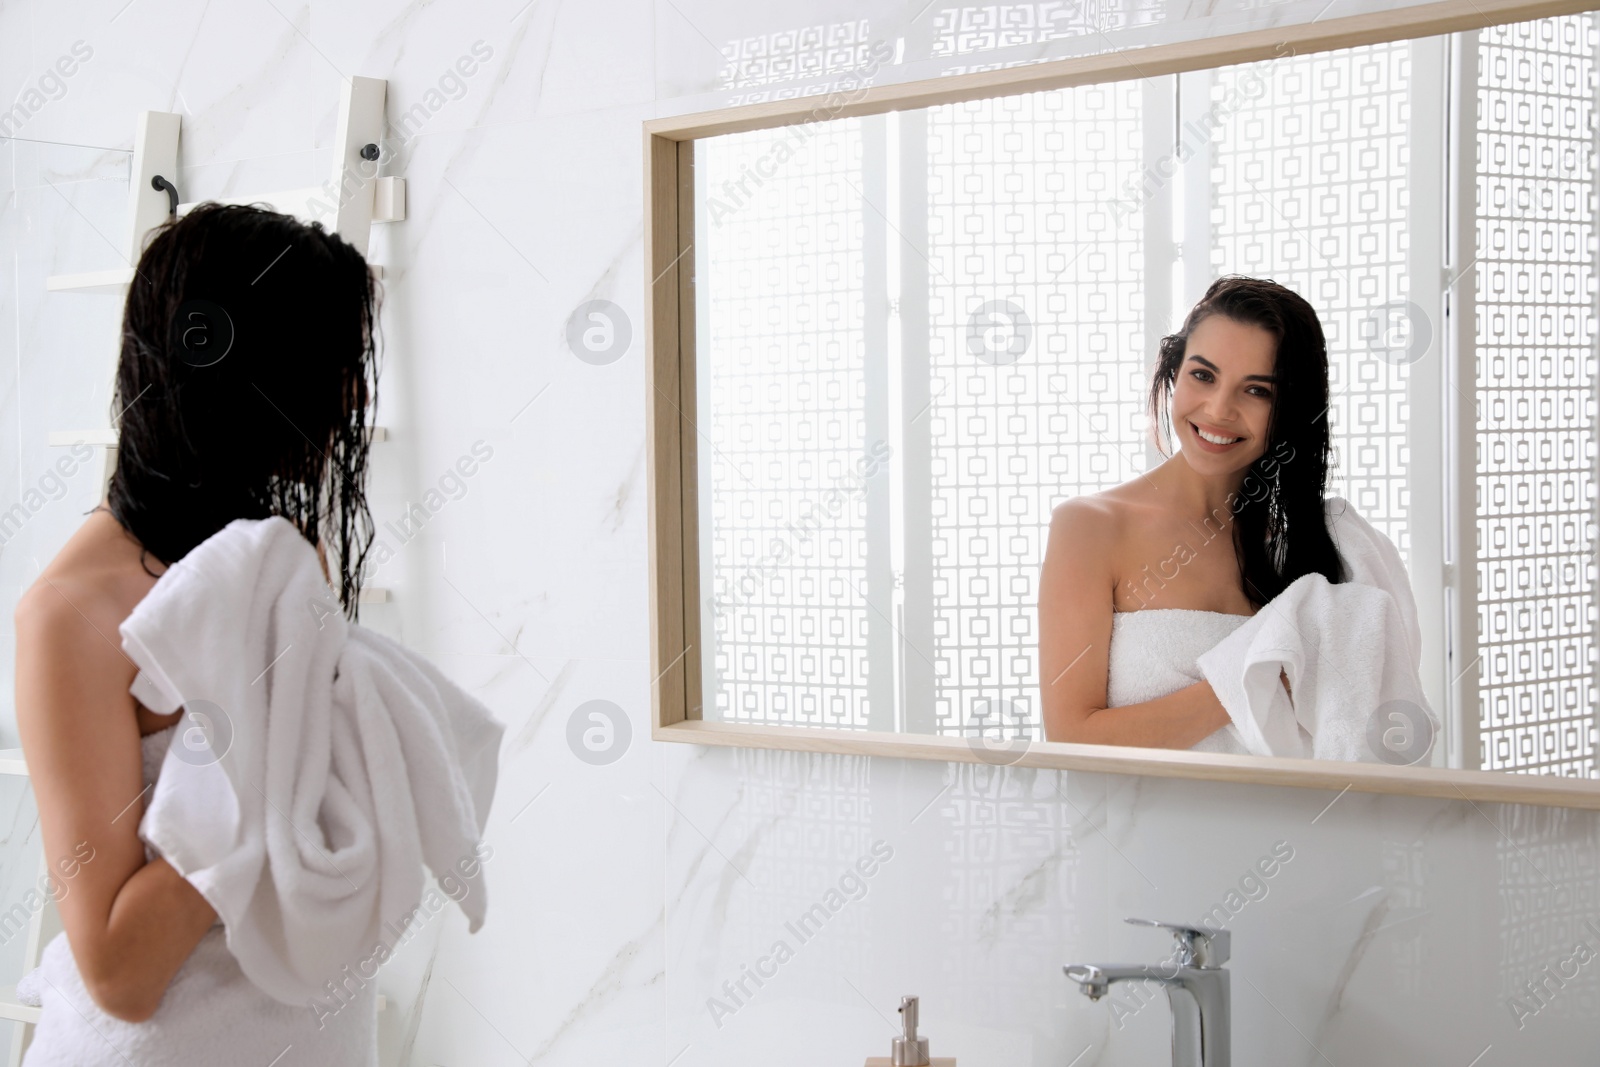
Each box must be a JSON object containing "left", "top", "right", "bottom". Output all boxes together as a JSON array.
[
  {"left": 928, "top": 3, "right": 1167, "bottom": 63},
  {"left": 1475, "top": 13, "right": 1599, "bottom": 776},
  {"left": 923, "top": 84, "right": 1148, "bottom": 739},
  {"left": 1208, "top": 42, "right": 1414, "bottom": 565},
  {"left": 699, "top": 122, "right": 871, "bottom": 728},
  {"left": 718, "top": 20, "right": 875, "bottom": 104},
  {"left": 1495, "top": 806, "right": 1600, "bottom": 1020}
]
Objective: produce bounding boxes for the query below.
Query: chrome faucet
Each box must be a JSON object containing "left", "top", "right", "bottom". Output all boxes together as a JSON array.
[{"left": 1064, "top": 917, "right": 1231, "bottom": 1067}]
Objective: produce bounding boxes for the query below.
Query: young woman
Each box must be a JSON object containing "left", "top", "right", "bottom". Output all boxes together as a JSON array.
[
  {"left": 14, "top": 203, "right": 381, "bottom": 1061},
  {"left": 1037, "top": 274, "right": 1413, "bottom": 751}
]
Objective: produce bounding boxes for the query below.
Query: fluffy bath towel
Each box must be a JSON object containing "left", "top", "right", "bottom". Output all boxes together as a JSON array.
[
  {"left": 120, "top": 516, "right": 504, "bottom": 1006},
  {"left": 1195, "top": 499, "right": 1438, "bottom": 763}
]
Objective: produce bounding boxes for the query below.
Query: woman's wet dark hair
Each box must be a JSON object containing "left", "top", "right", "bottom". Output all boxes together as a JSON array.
[
  {"left": 1148, "top": 274, "right": 1346, "bottom": 608},
  {"left": 105, "top": 202, "right": 380, "bottom": 618}
]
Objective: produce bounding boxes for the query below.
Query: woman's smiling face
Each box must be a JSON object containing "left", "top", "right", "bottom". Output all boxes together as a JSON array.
[{"left": 1169, "top": 313, "right": 1278, "bottom": 474}]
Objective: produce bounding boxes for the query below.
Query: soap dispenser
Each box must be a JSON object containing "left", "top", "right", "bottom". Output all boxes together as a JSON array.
[{"left": 865, "top": 995, "right": 955, "bottom": 1066}]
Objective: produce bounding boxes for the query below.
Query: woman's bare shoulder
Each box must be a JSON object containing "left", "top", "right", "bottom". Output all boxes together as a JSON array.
[
  {"left": 1049, "top": 494, "right": 1152, "bottom": 597},
  {"left": 1048, "top": 490, "right": 1122, "bottom": 542},
  {"left": 15, "top": 510, "right": 164, "bottom": 637},
  {"left": 1050, "top": 483, "right": 1158, "bottom": 542}
]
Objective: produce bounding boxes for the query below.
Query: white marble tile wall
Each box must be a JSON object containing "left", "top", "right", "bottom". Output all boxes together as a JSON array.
[{"left": 2, "top": 0, "right": 1597, "bottom": 1063}]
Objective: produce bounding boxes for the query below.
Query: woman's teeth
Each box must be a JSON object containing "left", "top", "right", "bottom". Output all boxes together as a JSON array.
[{"left": 1194, "top": 424, "right": 1242, "bottom": 445}]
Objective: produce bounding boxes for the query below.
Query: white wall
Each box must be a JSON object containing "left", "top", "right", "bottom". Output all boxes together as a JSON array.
[{"left": 2, "top": 0, "right": 1597, "bottom": 1063}]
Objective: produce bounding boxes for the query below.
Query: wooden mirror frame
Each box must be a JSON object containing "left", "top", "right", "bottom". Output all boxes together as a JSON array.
[{"left": 644, "top": 0, "right": 1600, "bottom": 809}]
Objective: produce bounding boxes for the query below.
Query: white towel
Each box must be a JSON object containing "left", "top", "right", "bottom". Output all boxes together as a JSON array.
[
  {"left": 1324, "top": 496, "right": 1424, "bottom": 673},
  {"left": 22, "top": 925, "right": 379, "bottom": 1065},
  {"left": 1194, "top": 498, "right": 1438, "bottom": 763},
  {"left": 121, "top": 516, "right": 504, "bottom": 1007}
]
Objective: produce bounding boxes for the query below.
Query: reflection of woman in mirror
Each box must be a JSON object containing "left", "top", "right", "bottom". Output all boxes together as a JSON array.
[{"left": 1037, "top": 275, "right": 1422, "bottom": 752}]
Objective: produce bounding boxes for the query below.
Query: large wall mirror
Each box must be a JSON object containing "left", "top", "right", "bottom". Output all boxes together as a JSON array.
[{"left": 645, "top": 0, "right": 1600, "bottom": 807}]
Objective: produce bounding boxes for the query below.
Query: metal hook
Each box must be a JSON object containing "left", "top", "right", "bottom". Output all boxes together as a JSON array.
[{"left": 151, "top": 175, "right": 179, "bottom": 216}]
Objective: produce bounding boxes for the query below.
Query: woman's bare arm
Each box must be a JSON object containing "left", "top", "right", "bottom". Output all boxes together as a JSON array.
[
  {"left": 1038, "top": 499, "right": 1232, "bottom": 747},
  {"left": 14, "top": 581, "right": 219, "bottom": 1023}
]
